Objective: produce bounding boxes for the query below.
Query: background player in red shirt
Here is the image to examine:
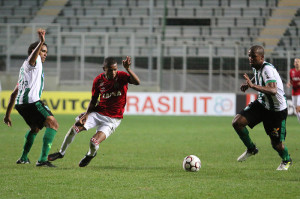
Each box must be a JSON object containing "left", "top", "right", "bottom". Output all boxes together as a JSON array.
[
  {"left": 287, "top": 58, "right": 300, "bottom": 122},
  {"left": 48, "top": 56, "right": 140, "bottom": 167}
]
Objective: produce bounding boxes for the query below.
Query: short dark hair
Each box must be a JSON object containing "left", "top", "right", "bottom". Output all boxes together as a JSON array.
[
  {"left": 103, "top": 57, "right": 117, "bottom": 68},
  {"left": 27, "top": 41, "right": 48, "bottom": 56},
  {"left": 249, "top": 45, "right": 264, "bottom": 56}
]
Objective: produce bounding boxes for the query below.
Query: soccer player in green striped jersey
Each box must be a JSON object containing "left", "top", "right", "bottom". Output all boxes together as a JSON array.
[
  {"left": 232, "top": 45, "right": 292, "bottom": 170},
  {"left": 3, "top": 29, "right": 58, "bottom": 167}
]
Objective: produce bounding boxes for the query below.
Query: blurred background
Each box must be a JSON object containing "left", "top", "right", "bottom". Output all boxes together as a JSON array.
[{"left": 0, "top": 0, "right": 299, "bottom": 95}]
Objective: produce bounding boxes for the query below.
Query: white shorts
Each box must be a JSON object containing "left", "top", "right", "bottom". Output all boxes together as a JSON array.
[
  {"left": 292, "top": 95, "right": 300, "bottom": 107},
  {"left": 83, "top": 112, "right": 121, "bottom": 139}
]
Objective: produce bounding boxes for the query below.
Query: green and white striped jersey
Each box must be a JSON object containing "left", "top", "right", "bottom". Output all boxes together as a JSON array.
[
  {"left": 254, "top": 61, "right": 287, "bottom": 111},
  {"left": 15, "top": 55, "right": 44, "bottom": 104}
]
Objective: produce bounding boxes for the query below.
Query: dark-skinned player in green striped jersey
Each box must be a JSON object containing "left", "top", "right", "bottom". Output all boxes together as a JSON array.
[
  {"left": 3, "top": 29, "right": 58, "bottom": 167},
  {"left": 232, "top": 45, "right": 292, "bottom": 170}
]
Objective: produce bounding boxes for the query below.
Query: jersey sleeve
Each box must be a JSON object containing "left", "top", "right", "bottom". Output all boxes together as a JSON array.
[
  {"left": 262, "top": 66, "right": 276, "bottom": 84},
  {"left": 91, "top": 76, "right": 100, "bottom": 97},
  {"left": 25, "top": 55, "right": 42, "bottom": 69},
  {"left": 119, "top": 71, "right": 130, "bottom": 83}
]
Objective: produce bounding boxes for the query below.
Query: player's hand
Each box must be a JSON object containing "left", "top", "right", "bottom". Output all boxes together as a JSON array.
[
  {"left": 37, "top": 28, "right": 46, "bottom": 43},
  {"left": 122, "top": 56, "right": 131, "bottom": 70},
  {"left": 79, "top": 113, "right": 88, "bottom": 125},
  {"left": 3, "top": 116, "right": 12, "bottom": 127},
  {"left": 286, "top": 82, "right": 291, "bottom": 88},
  {"left": 243, "top": 73, "right": 254, "bottom": 88},
  {"left": 240, "top": 83, "right": 249, "bottom": 92}
]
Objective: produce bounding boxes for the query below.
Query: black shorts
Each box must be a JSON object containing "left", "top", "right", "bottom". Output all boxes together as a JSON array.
[
  {"left": 239, "top": 100, "right": 287, "bottom": 142},
  {"left": 15, "top": 100, "right": 53, "bottom": 130}
]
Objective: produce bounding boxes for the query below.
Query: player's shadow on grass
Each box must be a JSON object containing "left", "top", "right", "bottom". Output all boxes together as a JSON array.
[{"left": 92, "top": 165, "right": 167, "bottom": 171}]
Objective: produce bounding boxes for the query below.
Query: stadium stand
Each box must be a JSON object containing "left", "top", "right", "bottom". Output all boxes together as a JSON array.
[
  {"left": 48, "top": 0, "right": 282, "bottom": 57},
  {"left": 1, "top": 0, "right": 296, "bottom": 57},
  {"left": 256, "top": 0, "right": 300, "bottom": 54}
]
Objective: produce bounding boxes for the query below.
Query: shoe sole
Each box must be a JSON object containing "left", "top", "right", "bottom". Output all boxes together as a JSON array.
[
  {"left": 79, "top": 156, "right": 95, "bottom": 167},
  {"left": 48, "top": 154, "right": 64, "bottom": 161}
]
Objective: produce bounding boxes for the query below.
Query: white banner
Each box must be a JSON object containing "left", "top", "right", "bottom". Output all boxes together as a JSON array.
[{"left": 125, "top": 92, "right": 236, "bottom": 116}]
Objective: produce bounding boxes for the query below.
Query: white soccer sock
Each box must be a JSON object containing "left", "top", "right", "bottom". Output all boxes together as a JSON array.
[
  {"left": 87, "top": 137, "right": 99, "bottom": 156},
  {"left": 59, "top": 127, "right": 77, "bottom": 156},
  {"left": 297, "top": 112, "right": 300, "bottom": 123}
]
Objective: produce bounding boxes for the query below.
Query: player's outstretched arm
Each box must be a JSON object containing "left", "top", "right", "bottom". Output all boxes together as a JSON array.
[
  {"left": 3, "top": 85, "right": 18, "bottom": 127},
  {"left": 122, "top": 56, "right": 140, "bottom": 85},
  {"left": 79, "top": 95, "right": 98, "bottom": 125},
  {"left": 28, "top": 28, "right": 45, "bottom": 66}
]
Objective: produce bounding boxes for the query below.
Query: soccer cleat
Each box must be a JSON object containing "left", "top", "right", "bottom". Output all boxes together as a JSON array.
[
  {"left": 237, "top": 147, "right": 259, "bottom": 162},
  {"left": 16, "top": 158, "right": 30, "bottom": 164},
  {"left": 79, "top": 153, "right": 97, "bottom": 167},
  {"left": 36, "top": 161, "right": 57, "bottom": 167},
  {"left": 48, "top": 152, "right": 64, "bottom": 161},
  {"left": 276, "top": 159, "right": 292, "bottom": 171}
]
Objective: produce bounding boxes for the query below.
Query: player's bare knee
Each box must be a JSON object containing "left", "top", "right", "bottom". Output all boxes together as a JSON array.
[
  {"left": 272, "top": 141, "right": 284, "bottom": 151},
  {"left": 45, "top": 116, "right": 59, "bottom": 130},
  {"left": 30, "top": 127, "right": 40, "bottom": 133},
  {"left": 93, "top": 131, "right": 106, "bottom": 144},
  {"left": 232, "top": 115, "right": 244, "bottom": 130},
  {"left": 232, "top": 119, "right": 238, "bottom": 129},
  {"left": 50, "top": 119, "right": 59, "bottom": 130},
  {"left": 296, "top": 106, "right": 300, "bottom": 113},
  {"left": 232, "top": 116, "right": 238, "bottom": 128}
]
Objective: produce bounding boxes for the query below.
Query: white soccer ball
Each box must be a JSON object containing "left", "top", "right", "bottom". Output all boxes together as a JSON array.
[{"left": 183, "top": 155, "right": 201, "bottom": 172}]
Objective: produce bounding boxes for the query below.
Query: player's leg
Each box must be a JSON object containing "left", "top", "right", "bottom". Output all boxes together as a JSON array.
[
  {"left": 31, "top": 101, "right": 57, "bottom": 167},
  {"left": 232, "top": 101, "right": 262, "bottom": 161},
  {"left": 48, "top": 124, "right": 86, "bottom": 161},
  {"left": 294, "top": 95, "right": 300, "bottom": 122},
  {"left": 271, "top": 140, "right": 292, "bottom": 170},
  {"left": 232, "top": 114, "right": 256, "bottom": 150},
  {"left": 296, "top": 105, "right": 300, "bottom": 122},
  {"left": 16, "top": 127, "right": 39, "bottom": 164},
  {"left": 79, "top": 114, "right": 121, "bottom": 167},
  {"left": 88, "top": 131, "right": 106, "bottom": 156},
  {"left": 78, "top": 131, "right": 106, "bottom": 167},
  {"left": 48, "top": 113, "right": 87, "bottom": 161},
  {"left": 15, "top": 104, "right": 39, "bottom": 164},
  {"left": 264, "top": 109, "right": 292, "bottom": 170}
]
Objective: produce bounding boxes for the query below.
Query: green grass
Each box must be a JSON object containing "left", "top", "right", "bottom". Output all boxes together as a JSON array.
[{"left": 0, "top": 114, "right": 299, "bottom": 199}]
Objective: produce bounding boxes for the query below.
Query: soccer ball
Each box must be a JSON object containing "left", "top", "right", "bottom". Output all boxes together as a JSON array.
[{"left": 183, "top": 155, "right": 201, "bottom": 172}]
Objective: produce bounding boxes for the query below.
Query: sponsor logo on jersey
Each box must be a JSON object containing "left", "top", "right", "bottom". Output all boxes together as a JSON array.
[
  {"left": 102, "top": 91, "right": 122, "bottom": 99},
  {"left": 264, "top": 71, "right": 270, "bottom": 79}
]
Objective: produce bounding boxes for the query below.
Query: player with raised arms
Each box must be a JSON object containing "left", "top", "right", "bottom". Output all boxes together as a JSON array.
[
  {"left": 4, "top": 29, "right": 59, "bottom": 167},
  {"left": 48, "top": 56, "right": 140, "bottom": 167}
]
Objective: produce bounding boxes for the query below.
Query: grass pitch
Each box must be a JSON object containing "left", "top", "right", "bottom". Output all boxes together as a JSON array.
[{"left": 0, "top": 114, "right": 299, "bottom": 199}]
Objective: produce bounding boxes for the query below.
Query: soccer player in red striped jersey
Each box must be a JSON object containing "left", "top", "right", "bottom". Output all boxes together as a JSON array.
[
  {"left": 287, "top": 58, "right": 300, "bottom": 122},
  {"left": 48, "top": 56, "right": 140, "bottom": 167}
]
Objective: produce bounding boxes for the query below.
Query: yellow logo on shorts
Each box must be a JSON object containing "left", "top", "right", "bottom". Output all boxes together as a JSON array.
[{"left": 271, "top": 128, "right": 279, "bottom": 137}]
